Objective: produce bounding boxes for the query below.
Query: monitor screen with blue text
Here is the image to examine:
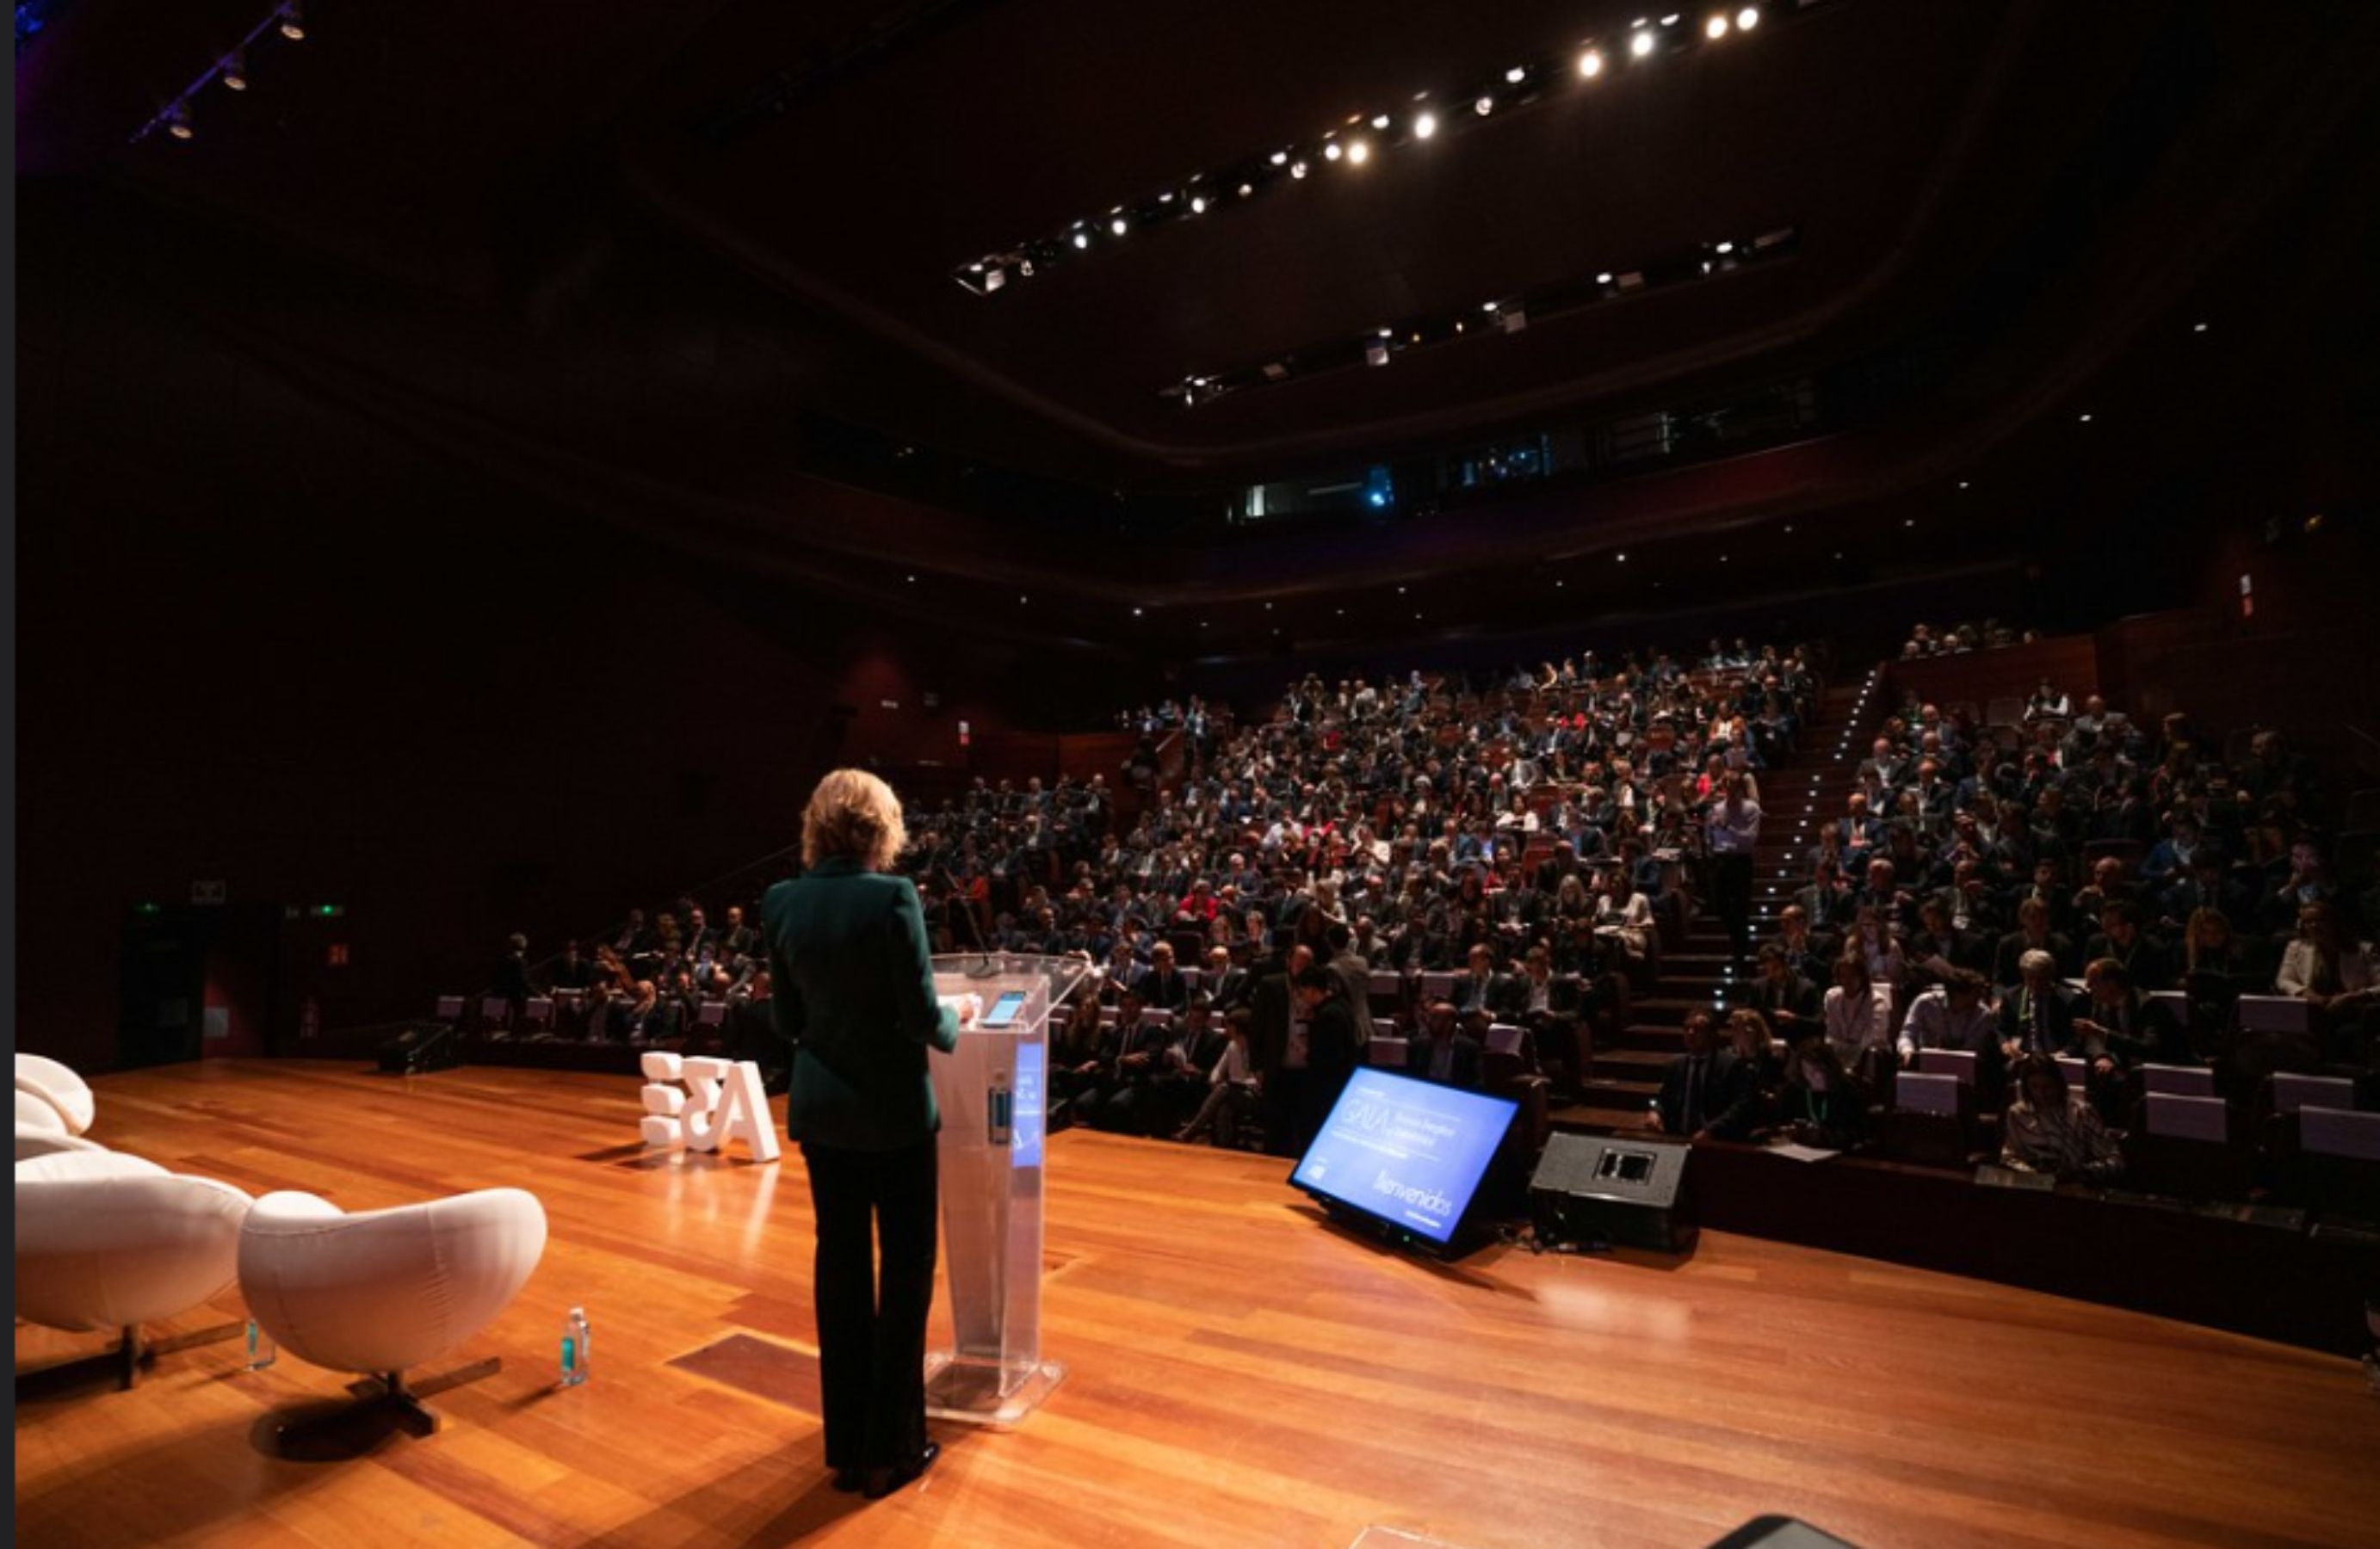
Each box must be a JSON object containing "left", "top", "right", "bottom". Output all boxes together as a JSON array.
[{"left": 1290, "top": 1070, "right": 1518, "bottom": 1246}]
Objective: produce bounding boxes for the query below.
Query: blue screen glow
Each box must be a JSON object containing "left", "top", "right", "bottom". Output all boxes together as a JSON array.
[{"left": 1291, "top": 1070, "right": 1517, "bottom": 1245}]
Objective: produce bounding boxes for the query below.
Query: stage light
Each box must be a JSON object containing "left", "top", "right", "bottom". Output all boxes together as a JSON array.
[
  {"left": 1616, "top": 552, "right": 1628, "bottom": 563},
  {"left": 1325, "top": 142, "right": 1343, "bottom": 162},
  {"left": 2077, "top": 411, "right": 2093, "bottom": 423},
  {"left": 1290, "top": 159, "right": 1309, "bottom": 178},
  {"left": 1111, "top": 216, "right": 1128, "bottom": 236},
  {"left": 1597, "top": 271, "right": 1612, "bottom": 284},
  {"left": 1133, "top": 607, "right": 1144, "bottom": 616},
  {"left": 1579, "top": 48, "right": 1604, "bottom": 77},
  {"left": 1706, "top": 15, "right": 1728, "bottom": 38},
  {"left": 1957, "top": 479, "right": 1970, "bottom": 490},
  {"left": 1190, "top": 195, "right": 1207, "bottom": 213},
  {"left": 167, "top": 103, "right": 195, "bottom": 139},
  {"left": 982, "top": 267, "right": 1006, "bottom": 292},
  {"left": 1371, "top": 114, "right": 1390, "bottom": 129},
  {"left": 1413, "top": 111, "right": 1438, "bottom": 139},
  {"left": 1073, "top": 231, "right": 1090, "bottom": 249},
  {"left": 1505, "top": 65, "right": 1527, "bottom": 83},
  {"left": 222, "top": 50, "right": 249, "bottom": 90},
  {"left": 1716, "top": 240, "right": 1734, "bottom": 254},
  {"left": 1239, "top": 182, "right": 1253, "bottom": 196},
  {"left": 1474, "top": 96, "right": 1495, "bottom": 115},
  {"left": 1630, "top": 29, "right": 1655, "bottom": 57},
  {"left": 1270, "top": 150, "right": 1289, "bottom": 165},
  {"left": 1366, "top": 341, "right": 1390, "bottom": 367},
  {"left": 1738, "top": 5, "right": 1759, "bottom": 28},
  {"left": 277, "top": 2, "right": 304, "bottom": 40},
  {"left": 1345, "top": 140, "right": 1369, "bottom": 164}
]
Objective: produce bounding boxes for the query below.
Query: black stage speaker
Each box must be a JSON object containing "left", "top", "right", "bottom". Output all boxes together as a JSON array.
[
  {"left": 1530, "top": 1132, "right": 1695, "bottom": 1253},
  {"left": 376, "top": 1023, "right": 460, "bottom": 1076},
  {"left": 1705, "top": 1517, "right": 1862, "bottom": 1549}
]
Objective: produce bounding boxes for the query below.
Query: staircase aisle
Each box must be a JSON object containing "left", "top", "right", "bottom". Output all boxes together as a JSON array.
[{"left": 1560, "top": 665, "right": 1889, "bottom": 1133}]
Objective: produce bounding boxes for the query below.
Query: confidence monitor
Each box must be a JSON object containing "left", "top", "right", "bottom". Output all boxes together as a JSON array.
[{"left": 1291, "top": 1069, "right": 1519, "bottom": 1258}]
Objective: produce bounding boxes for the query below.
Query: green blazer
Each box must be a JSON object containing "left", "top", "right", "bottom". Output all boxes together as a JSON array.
[{"left": 765, "top": 857, "right": 960, "bottom": 1151}]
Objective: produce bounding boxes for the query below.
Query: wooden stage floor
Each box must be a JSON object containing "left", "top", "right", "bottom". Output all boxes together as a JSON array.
[{"left": 16, "top": 1060, "right": 2380, "bottom": 1549}]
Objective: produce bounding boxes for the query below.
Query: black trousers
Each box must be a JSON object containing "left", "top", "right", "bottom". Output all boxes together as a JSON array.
[
  {"left": 1711, "top": 851, "right": 1755, "bottom": 965},
  {"left": 801, "top": 1139, "right": 937, "bottom": 1472}
]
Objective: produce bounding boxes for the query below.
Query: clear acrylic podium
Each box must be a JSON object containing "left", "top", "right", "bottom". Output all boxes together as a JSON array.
[{"left": 926, "top": 952, "right": 1090, "bottom": 1426}]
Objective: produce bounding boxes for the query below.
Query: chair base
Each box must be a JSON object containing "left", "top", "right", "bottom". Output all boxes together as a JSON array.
[
  {"left": 15, "top": 1320, "right": 242, "bottom": 1399},
  {"left": 262, "top": 1357, "right": 502, "bottom": 1460}
]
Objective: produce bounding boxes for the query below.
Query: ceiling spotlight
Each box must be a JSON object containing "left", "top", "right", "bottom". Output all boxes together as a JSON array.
[
  {"left": 1596, "top": 270, "right": 1613, "bottom": 284},
  {"left": 2192, "top": 321, "right": 2208, "bottom": 333},
  {"left": 1904, "top": 518, "right": 1916, "bottom": 528},
  {"left": 1290, "top": 159, "right": 1309, "bottom": 178},
  {"left": 1190, "top": 195, "right": 1208, "bottom": 213},
  {"left": 1133, "top": 607, "right": 1144, "bottom": 616},
  {"left": 1371, "top": 114, "right": 1391, "bottom": 129},
  {"left": 1630, "top": 30, "right": 1656, "bottom": 57},
  {"left": 1270, "top": 150, "right": 1289, "bottom": 166},
  {"left": 1019, "top": 595, "right": 1029, "bottom": 604},
  {"left": 1324, "top": 142, "right": 1343, "bottom": 162},
  {"left": 1413, "top": 111, "right": 1438, "bottom": 139},
  {"left": 221, "top": 50, "right": 250, "bottom": 90},
  {"left": 906, "top": 574, "right": 917, "bottom": 583},
  {"left": 1579, "top": 48, "right": 1604, "bottom": 77},
  {"left": 1239, "top": 182, "right": 1253, "bottom": 196},
  {"left": 1715, "top": 240, "right": 1734, "bottom": 254},
  {"left": 1957, "top": 479, "right": 1971, "bottom": 490},
  {"left": 2077, "top": 411, "right": 2093, "bottom": 423},
  {"left": 1474, "top": 96, "right": 1495, "bottom": 115},
  {"left": 1737, "top": 5, "right": 1760, "bottom": 28},
  {"left": 1345, "top": 140, "right": 1369, "bottom": 164},
  {"left": 1073, "top": 231, "right": 1090, "bottom": 249},
  {"left": 1505, "top": 65, "right": 1527, "bottom": 84},
  {"left": 276, "top": 2, "right": 305, "bottom": 40},
  {"left": 166, "top": 103, "right": 195, "bottom": 139},
  {"left": 1110, "top": 217, "right": 1129, "bottom": 236},
  {"left": 1616, "top": 552, "right": 1628, "bottom": 563},
  {"left": 1706, "top": 15, "right": 1729, "bottom": 39}
]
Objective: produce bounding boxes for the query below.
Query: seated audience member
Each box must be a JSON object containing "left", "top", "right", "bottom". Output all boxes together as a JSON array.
[
  {"left": 1156, "top": 995, "right": 1229, "bottom": 1131},
  {"left": 1407, "top": 1000, "right": 1483, "bottom": 1090},
  {"left": 1647, "top": 1009, "right": 1757, "bottom": 1142},
  {"left": 1176, "top": 1009, "right": 1262, "bottom": 1147},
  {"left": 1898, "top": 968, "right": 2007, "bottom": 1107},
  {"left": 1725, "top": 1009, "right": 1786, "bottom": 1132},
  {"left": 1508, "top": 945, "right": 1586, "bottom": 1095},
  {"left": 1746, "top": 945, "right": 1821, "bottom": 1032},
  {"left": 1768, "top": 903, "right": 1833, "bottom": 982},
  {"left": 1999, "top": 948, "right": 2077, "bottom": 1058},
  {"left": 2083, "top": 899, "right": 2176, "bottom": 991},
  {"left": 1141, "top": 941, "right": 1191, "bottom": 1010},
  {"left": 1907, "top": 898, "right": 1990, "bottom": 988},
  {"left": 2074, "top": 958, "right": 2192, "bottom": 1072},
  {"left": 547, "top": 940, "right": 596, "bottom": 993},
  {"left": 1994, "top": 896, "right": 2076, "bottom": 990},
  {"left": 1821, "top": 952, "right": 1895, "bottom": 1091},
  {"left": 1052, "top": 992, "right": 1110, "bottom": 1125},
  {"left": 1592, "top": 868, "right": 1656, "bottom": 970},
  {"left": 2275, "top": 903, "right": 2380, "bottom": 1066},
  {"left": 1451, "top": 942, "right": 1507, "bottom": 1018},
  {"left": 618, "top": 979, "right": 666, "bottom": 1045},
  {"left": 1777, "top": 1024, "right": 1867, "bottom": 1151},
  {"left": 1091, "top": 989, "right": 1173, "bottom": 1134},
  {"left": 1999, "top": 1056, "right": 2124, "bottom": 1184}
]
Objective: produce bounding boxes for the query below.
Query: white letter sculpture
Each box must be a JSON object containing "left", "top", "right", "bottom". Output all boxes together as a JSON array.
[{"left": 640, "top": 1052, "right": 782, "bottom": 1163}]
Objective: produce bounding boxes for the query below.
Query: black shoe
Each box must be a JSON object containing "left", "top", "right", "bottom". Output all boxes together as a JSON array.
[{"left": 862, "top": 1441, "right": 941, "bottom": 1500}]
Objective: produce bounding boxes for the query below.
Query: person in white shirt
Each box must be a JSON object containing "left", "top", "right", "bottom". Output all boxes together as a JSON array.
[{"left": 1822, "top": 951, "right": 1895, "bottom": 1092}]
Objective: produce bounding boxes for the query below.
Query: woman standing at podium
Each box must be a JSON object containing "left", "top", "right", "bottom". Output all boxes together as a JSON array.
[{"left": 766, "top": 768, "right": 967, "bottom": 1498}]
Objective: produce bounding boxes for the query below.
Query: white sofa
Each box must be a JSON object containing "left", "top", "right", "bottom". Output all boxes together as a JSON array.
[
  {"left": 15, "top": 1053, "right": 96, "bottom": 1136},
  {"left": 238, "top": 1188, "right": 548, "bottom": 1435},
  {"left": 15, "top": 1149, "right": 256, "bottom": 1387}
]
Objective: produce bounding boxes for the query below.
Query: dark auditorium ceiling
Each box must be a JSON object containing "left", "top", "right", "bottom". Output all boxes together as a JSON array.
[{"left": 18, "top": 0, "right": 2380, "bottom": 654}]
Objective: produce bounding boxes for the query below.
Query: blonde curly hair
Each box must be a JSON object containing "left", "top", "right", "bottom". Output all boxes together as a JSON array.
[{"left": 801, "top": 768, "right": 908, "bottom": 871}]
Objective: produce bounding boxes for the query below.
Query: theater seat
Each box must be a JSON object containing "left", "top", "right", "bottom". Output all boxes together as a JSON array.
[
  {"left": 15, "top": 1053, "right": 96, "bottom": 1136},
  {"left": 15, "top": 1149, "right": 255, "bottom": 1388},
  {"left": 238, "top": 1187, "right": 547, "bottom": 1438}
]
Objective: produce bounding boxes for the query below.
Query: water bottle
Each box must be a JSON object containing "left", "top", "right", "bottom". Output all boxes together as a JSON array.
[
  {"left": 560, "top": 1306, "right": 590, "bottom": 1388},
  {"left": 988, "top": 1069, "right": 1013, "bottom": 1146},
  {"left": 244, "top": 1318, "right": 276, "bottom": 1371}
]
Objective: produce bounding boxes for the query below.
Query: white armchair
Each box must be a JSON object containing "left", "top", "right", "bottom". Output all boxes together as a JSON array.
[
  {"left": 15, "top": 1150, "right": 255, "bottom": 1388},
  {"left": 15, "top": 1053, "right": 96, "bottom": 1136},
  {"left": 238, "top": 1187, "right": 547, "bottom": 1437}
]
